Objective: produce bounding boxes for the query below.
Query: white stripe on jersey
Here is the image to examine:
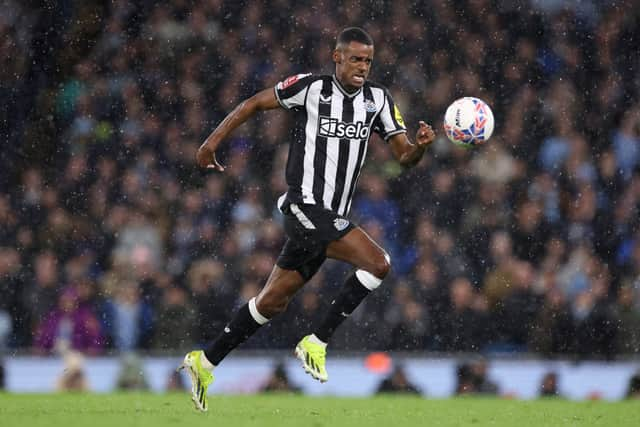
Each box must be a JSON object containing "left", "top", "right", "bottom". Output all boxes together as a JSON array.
[
  {"left": 274, "top": 74, "right": 406, "bottom": 216},
  {"left": 375, "top": 88, "right": 402, "bottom": 141},
  {"left": 301, "top": 80, "right": 323, "bottom": 203},
  {"left": 338, "top": 91, "right": 366, "bottom": 215},
  {"left": 345, "top": 88, "right": 388, "bottom": 213},
  {"left": 371, "top": 87, "right": 387, "bottom": 119},
  {"left": 322, "top": 91, "right": 344, "bottom": 210}
]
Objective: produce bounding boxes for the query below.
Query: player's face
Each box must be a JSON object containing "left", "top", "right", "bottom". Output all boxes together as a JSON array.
[{"left": 333, "top": 41, "right": 374, "bottom": 90}]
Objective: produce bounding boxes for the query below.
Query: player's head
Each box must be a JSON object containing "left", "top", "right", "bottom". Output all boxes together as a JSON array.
[{"left": 333, "top": 27, "right": 374, "bottom": 91}]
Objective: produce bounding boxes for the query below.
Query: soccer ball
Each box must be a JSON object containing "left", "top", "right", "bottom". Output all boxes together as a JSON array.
[{"left": 443, "top": 97, "right": 494, "bottom": 147}]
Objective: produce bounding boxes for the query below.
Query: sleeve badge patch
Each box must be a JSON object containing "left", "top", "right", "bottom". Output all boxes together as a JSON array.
[{"left": 394, "top": 104, "right": 406, "bottom": 128}]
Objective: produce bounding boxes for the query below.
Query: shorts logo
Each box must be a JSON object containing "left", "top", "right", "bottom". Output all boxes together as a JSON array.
[
  {"left": 364, "top": 99, "right": 377, "bottom": 112},
  {"left": 333, "top": 218, "right": 350, "bottom": 231},
  {"left": 318, "top": 116, "right": 370, "bottom": 139}
]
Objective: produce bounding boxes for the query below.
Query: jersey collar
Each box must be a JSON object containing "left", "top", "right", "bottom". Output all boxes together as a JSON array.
[{"left": 332, "top": 74, "right": 363, "bottom": 98}]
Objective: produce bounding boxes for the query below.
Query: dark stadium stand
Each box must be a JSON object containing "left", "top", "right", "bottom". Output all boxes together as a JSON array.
[{"left": 1, "top": 0, "right": 639, "bottom": 361}]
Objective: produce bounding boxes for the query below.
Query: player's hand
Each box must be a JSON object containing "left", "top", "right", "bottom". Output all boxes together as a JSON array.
[
  {"left": 416, "top": 121, "right": 436, "bottom": 147},
  {"left": 196, "top": 144, "right": 225, "bottom": 171}
]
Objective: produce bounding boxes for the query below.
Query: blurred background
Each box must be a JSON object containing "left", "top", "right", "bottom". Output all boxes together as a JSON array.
[{"left": 1, "top": 0, "right": 639, "bottom": 398}]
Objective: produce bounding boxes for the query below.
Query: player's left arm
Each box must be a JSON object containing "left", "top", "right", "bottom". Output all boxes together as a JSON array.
[{"left": 388, "top": 121, "right": 436, "bottom": 168}]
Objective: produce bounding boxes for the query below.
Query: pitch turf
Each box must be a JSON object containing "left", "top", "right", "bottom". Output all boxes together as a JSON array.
[{"left": 1, "top": 393, "right": 639, "bottom": 427}]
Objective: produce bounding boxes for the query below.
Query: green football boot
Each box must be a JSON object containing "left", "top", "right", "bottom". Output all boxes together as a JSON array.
[
  {"left": 295, "top": 335, "right": 328, "bottom": 383},
  {"left": 178, "top": 350, "right": 214, "bottom": 412}
]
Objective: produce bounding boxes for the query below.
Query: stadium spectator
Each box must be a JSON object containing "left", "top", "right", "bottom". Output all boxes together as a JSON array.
[
  {"left": 612, "top": 106, "right": 640, "bottom": 180},
  {"left": 376, "top": 365, "right": 421, "bottom": 395},
  {"left": 260, "top": 362, "right": 301, "bottom": 393},
  {"left": 55, "top": 351, "right": 89, "bottom": 392},
  {"left": 34, "top": 287, "right": 104, "bottom": 354},
  {"left": 455, "top": 363, "right": 476, "bottom": 395},
  {"left": 0, "top": 247, "right": 27, "bottom": 347},
  {"left": 470, "top": 359, "right": 499, "bottom": 395},
  {"left": 494, "top": 261, "right": 543, "bottom": 351},
  {"left": 101, "top": 280, "right": 154, "bottom": 351},
  {"left": 529, "top": 288, "right": 575, "bottom": 355},
  {"left": 626, "top": 372, "right": 640, "bottom": 400},
  {"left": 440, "top": 277, "right": 488, "bottom": 352},
  {"left": 572, "top": 275, "right": 619, "bottom": 359},
  {"left": 23, "top": 250, "right": 61, "bottom": 330},
  {"left": 540, "top": 372, "right": 560, "bottom": 397},
  {"left": 432, "top": 230, "right": 472, "bottom": 283},
  {"left": 152, "top": 286, "right": 195, "bottom": 351},
  {"left": 410, "top": 257, "right": 448, "bottom": 338},
  {"left": 614, "top": 284, "right": 640, "bottom": 354},
  {"left": 455, "top": 360, "right": 498, "bottom": 395},
  {"left": 386, "top": 293, "right": 429, "bottom": 351},
  {"left": 0, "top": 311, "right": 9, "bottom": 354},
  {"left": 115, "top": 353, "right": 149, "bottom": 391},
  {"left": 187, "top": 259, "right": 236, "bottom": 345},
  {"left": 352, "top": 174, "right": 400, "bottom": 242},
  {"left": 482, "top": 231, "right": 517, "bottom": 309},
  {"left": 510, "top": 198, "right": 551, "bottom": 265}
]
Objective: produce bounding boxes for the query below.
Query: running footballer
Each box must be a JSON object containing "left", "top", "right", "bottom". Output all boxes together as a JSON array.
[{"left": 179, "top": 27, "right": 436, "bottom": 411}]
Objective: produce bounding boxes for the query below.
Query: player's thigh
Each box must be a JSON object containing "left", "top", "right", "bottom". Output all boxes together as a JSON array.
[{"left": 325, "top": 226, "right": 390, "bottom": 277}]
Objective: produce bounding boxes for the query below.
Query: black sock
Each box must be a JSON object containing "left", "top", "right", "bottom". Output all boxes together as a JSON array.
[
  {"left": 314, "top": 272, "right": 373, "bottom": 343},
  {"left": 204, "top": 302, "right": 266, "bottom": 366}
]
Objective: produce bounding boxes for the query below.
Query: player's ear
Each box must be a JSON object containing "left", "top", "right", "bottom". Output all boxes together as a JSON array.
[{"left": 332, "top": 49, "right": 342, "bottom": 64}]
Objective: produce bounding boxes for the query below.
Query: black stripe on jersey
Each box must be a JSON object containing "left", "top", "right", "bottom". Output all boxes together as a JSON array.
[
  {"left": 371, "top": 94, "right": 386, "bottom": 139},
  {"left": 343, "top": 85, "right": 377, "bottom": 214},
  {"left": 330, "top": 93, "right": 354, "bottom": 211},
  {"left": 312, "top": 77, "right": 333, "bottom": 203},
  {"left": 286, "top": 107, "right": 309, "bottom": 200}
]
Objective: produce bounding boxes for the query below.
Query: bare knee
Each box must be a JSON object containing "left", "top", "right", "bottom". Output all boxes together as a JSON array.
[
  {"left": 369, "top": 251, "right": 391, "bottom": 279},
  {"left": 253, "top": 267, "right": 306, "bottom": 318},
  {"left": 255, "top": 291, "right": 290, "bottom": 318}
]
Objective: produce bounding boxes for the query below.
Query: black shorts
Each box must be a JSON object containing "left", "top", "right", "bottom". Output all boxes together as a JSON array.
[{"left": 276, "top": 200, "right": 355, "bottom": 281}]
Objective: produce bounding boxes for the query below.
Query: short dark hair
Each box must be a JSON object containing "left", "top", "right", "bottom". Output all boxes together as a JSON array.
[{"left": 336, "top": 27, "right": 373, "bottom": 48}]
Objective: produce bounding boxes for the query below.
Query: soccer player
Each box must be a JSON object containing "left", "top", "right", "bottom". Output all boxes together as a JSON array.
[{"left": 179, "top": 27, "right": 436, "bottom": 411}]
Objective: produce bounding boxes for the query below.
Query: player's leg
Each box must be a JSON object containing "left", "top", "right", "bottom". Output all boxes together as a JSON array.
[
  {"left": 295, "top": 226, "right": 390, "bottom": 382},
  {"left": 180, "top": 264, "right": 304, "bottom": 411},
  {"left": 204, "top": 265, "right": 306, "bottom": 367},
  {"left": 179, "top": 237, "right": 323, "bottom": 410},
  {"left": 254, "top": 261, "right": 315, "bottom": 317},
  {"left": 314, "top": 226, "right": 390, "bottom": 343},
  {"left": 326, "top": 225, "right": 391, "bottom": 278}
]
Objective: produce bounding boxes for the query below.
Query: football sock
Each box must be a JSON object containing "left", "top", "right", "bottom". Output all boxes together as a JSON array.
[
  {"left": 308, "top": 333, "right": 327, "bottom": 347},
  {"left": 200, "top": 352, "right": 215, "bottom": 370},
  {"left": 204, "top": 297, "right": 269, "bottom": 365},
  {"left": 314, "top": 272, "right": 376, "bottom": 343}
]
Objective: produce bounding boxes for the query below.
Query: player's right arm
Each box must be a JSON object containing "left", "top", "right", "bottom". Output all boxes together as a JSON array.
[{"left": 196, "top": 88, "right": 280, "bottom": 170}]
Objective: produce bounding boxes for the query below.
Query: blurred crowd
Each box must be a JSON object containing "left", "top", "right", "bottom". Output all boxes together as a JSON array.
[{"left": 1, "top": 0, "right": 640, "bottom": 359}]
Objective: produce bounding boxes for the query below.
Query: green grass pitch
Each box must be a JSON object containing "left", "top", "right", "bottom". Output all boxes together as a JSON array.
[{"left": 1, "top": 393, "right": 638, "bottom": 427}]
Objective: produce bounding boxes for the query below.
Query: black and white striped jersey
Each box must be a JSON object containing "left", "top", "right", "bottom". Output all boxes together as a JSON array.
[{"left": 274, "top": 73, "right": 407, "bottom": 216}]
